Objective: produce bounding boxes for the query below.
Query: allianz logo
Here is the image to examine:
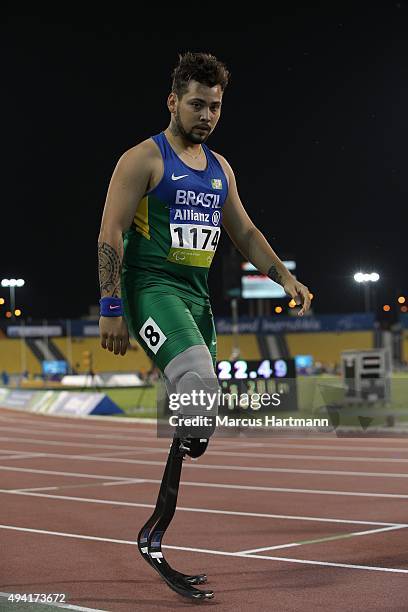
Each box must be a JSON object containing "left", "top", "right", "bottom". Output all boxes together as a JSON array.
[
  {"left": 174, "top": 209, "right": 210, "bottom": 222},
  {"left": 175, "top": 189, "right": 221, "bottom": 208},
  {"left": 173, "top": 209, "right": 222, "bottom": 226}
]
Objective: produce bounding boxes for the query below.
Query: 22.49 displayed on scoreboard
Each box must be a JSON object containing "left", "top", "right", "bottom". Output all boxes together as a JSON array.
[{"left": 215, "top": 359, "right": 298, "bottom": 412}]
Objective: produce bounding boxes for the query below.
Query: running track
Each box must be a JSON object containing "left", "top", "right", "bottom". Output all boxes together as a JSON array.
[{"left": 0, "top": 407, "right": 407, "bottom": 611}]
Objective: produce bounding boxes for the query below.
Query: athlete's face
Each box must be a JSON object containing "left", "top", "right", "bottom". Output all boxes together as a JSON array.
[{"left": 168, "top": 80, "right": 223, "bottom": 144}]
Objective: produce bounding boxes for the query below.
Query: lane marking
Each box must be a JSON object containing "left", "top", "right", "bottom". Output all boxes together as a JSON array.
[
  {"left": 13, "top": 486, "right": 61, "bottom": 492},
  {"left": 13, "top": 480, "right": 145, "bottom": 492},
  {"left": 238, "top": 525, "right": 408, "bottom": 554},
  {"left": 2, "top": 463, "right": 408, "bottom": 500},
  {"left": 0, "top": 524, "right": 407, "bottom": 574},
  {"left": 0, "top": 438, "right": 408, "bottom": 463},
  {"left": 211, "top": 441, "right": 408, "bottom": 453},
  {"left": 0, "top": 435, "right": 158, "bottom": 452},
  {"left": 212, "top": 450, "right": 408, "bottom": 464},
  {"left": 0, "top": 453, "right": 46, "bottom": 460},
  {"left": 88, "top": 448, "right": 162, "bottom": 458},
  {"left": 2, "top": 417, "right": 408, "bottom": 452},
  {"left": 0, "top": 415, "right": 155, "bottom": 434},
  {"left": 2, "top": 464, "right": 408, "bottom": 499},
  {"left": 0, "top": 489, "right": 406, "bottom": 527},
  {"left": 0, "top": 426, "right": 158, "bottom": 442},
  {"left": 2, "top": 458, "right": 408, "bottom": 480},
  {"left": 0, "top": 466, "right": 133, "bottom": 482},
  {"left": 0, "top": 411, "right": 157, "bottom": 425},
  {"left": 2, "top": 434, "right": 408, "bottom": 465}
]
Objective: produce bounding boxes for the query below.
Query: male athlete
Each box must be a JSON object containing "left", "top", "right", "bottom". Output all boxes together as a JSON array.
[{"left": 98, "top": 52, "right": 311, "bottom": 600}]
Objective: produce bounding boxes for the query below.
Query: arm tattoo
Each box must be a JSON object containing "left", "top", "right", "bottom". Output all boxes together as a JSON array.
[
  {"left": 98, "top": 242, "right": 123, "bottom": 297},
  {"left": 267, "top": 265, "right": 284, "bottom": 286}
]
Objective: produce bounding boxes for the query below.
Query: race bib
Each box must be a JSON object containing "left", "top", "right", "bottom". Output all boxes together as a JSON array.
[
  {"left": 167, "top": 207, "right": 221, "bottom": 268},
  {"left": 139, "top": 317, "right": 167, "bottom": 354}
]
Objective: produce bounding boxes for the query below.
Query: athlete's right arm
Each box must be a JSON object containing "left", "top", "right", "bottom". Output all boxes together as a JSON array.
[{"left": 98, "top": 142, "right": 155, "bottom": 355}]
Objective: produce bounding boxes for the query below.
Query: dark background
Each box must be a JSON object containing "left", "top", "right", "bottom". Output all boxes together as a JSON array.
[{"left": 2, "top": 5, "right": 407, "bottom": 320}]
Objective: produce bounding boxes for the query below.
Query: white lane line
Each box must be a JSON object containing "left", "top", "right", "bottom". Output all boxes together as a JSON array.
[
  {"left": 12, "top": 486, "right": 61, "bottom": 492},
  {"left": 0, "top": 466, "right": 134, "bottom": 482},
  {"left": 0, "top": 413, "right": 405, "bottom": 444},
  {"left": 0, "top": 425, "right": 156, "bottom": 442},
  {"left": 88, "top": 448, "right": 162, "bottom": 458},
  {"left": 0, "top": 524, "right": 407, "bottom": 574},
  {"left": 238, "top": 525, "right": 408, "bottom": 554},
  {"left": 0, "top": 428, "right": 408, "bottom": 463},
  {"left": 210, "top": 441, "right": 408, "bottom": 453},
  {"left": 241, "top": 552, "right": 408, "bottom": 574},
  {"left": 102, "top": 479, "right": 145, "bottom": 487},
  {"left": 0, "top": 450, "right": 36, "bottom": 454},
  {"left": 0, "top": 414, "right": 155, "bottom": 434},
  {"left": 212, "top": 450, "right": 408, "bottom": 464},
  {"left": 136, "top": 479, "right": 408, "bottom": 499},
  {"left": 0, "top": 447, "right": 163, "bottom": 461},
  {"left": 0, "top": 489, "right": 406, "bottom": 527},
  {"left": 0, "top": 435, "right": 161, "bottom": 451},
  {"left": 1, "top": 418, "right": 407, "bottom": 452},
  {"left": 0, "top": 410, "right": 155, "bottom": 425},
  {"left": 5, "top": 440, "right": 408, "bottom": 466},
  {"left": 4, "top": 437, "right": 408, "bottom": 478},
  {"left": 0, "top": 418, "right": 268, "bottom": 454},
  {"left": 1, "top": 464, "right": 408, "bottom": 498},
  {"left": 0, "top": 453, "right": 47, "bottom": 461},
  {"left": 0, "top": 592, "right": 107, "bottom": 612},
  {"left": 1, "top": 457, "right": 408, "bottom": 479},
  {"left": 13, "top": 480, "right": 146, "bottom": 492},
  {"left": 0, "top": 412, "right": 157, "bottom": 426}
]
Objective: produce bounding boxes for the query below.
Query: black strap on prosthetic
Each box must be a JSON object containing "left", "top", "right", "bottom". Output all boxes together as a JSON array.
[{"left": 137, "top": 437, "right": 214, "bottom": 600}]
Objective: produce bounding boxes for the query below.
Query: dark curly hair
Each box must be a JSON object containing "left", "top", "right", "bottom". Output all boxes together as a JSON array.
[{"left": 171, "top": 52, "right": 230, "bottom": 98}]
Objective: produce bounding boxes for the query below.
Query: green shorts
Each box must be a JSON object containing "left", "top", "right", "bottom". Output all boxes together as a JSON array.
[{"left": 122, "top": 288, "right": 217, "bottom": 372}]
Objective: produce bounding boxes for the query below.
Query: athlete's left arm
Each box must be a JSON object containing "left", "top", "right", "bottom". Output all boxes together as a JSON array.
[{"left": 216, "top": 155, "right": 311, "bottom": 316}]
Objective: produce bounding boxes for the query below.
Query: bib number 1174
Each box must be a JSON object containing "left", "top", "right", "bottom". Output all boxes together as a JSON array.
[{"left": 171, "top": 225, "right": 220, "bottom": 251}]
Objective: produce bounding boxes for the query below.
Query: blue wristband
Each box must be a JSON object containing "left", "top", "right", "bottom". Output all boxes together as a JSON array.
[{"left": 100, "top": 296, "right": 124, "bottom": 317}]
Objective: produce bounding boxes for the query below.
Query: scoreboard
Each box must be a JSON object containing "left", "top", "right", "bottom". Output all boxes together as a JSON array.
[{"left": 215, "top": 358, "right": 298, "bottom": 412}]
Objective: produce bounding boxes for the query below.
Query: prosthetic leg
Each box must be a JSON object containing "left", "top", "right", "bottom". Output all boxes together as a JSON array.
[
  {"left": 137, "top": 436, "right": 214, "bottom": 600},
  {"left": 137, "top": 346, "right": 218, "bottom": 600}
]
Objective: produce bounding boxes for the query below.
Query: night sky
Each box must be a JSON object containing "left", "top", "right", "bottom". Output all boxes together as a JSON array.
[{"left": 2, "top": 6, "right": 408, "bottom": 321}]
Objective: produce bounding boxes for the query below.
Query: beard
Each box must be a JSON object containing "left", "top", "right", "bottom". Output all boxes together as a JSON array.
[{"left": 174, "top": 110, "right": 210, "bottom": 144}]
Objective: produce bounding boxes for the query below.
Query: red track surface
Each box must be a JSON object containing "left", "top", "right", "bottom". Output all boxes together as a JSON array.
[{"left": 0, "top": 407, "right": 408, "bottom": 611}]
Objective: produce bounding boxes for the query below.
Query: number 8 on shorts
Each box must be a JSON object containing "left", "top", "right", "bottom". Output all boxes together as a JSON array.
[{"left": 139, "top": 317, "right": 167, "bottom": 354}]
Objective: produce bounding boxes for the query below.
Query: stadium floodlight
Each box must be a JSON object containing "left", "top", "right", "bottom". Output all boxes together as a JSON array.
[
  {"left": 353, "top": 272, "right": 380, "bottom": 283},
  {"left": 353, "top": 272, "right": 379, "bottom": 312},
  {"left": 1, "top": 278, "right": 25, "bottom": 318}
]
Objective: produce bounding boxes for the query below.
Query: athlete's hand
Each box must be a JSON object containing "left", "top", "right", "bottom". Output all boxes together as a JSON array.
[
  {"left": 283, "top": 276, "right": 312, "bottom": 316},
  {"left": 99, "top": 316, "right": 129, "bottom": 356}
]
